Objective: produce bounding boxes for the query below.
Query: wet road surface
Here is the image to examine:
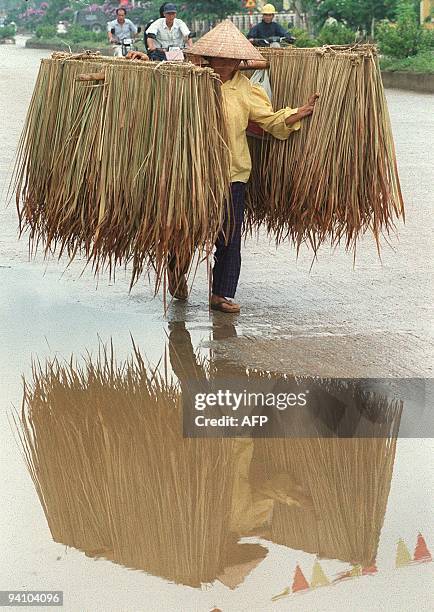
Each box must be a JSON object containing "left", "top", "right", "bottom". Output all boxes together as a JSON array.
[
  {"left": 1, "top": 39, "right": 433, "bottom": 611},
  {"left": 1, "top": 40, "right": 433, "bottom": 377}
]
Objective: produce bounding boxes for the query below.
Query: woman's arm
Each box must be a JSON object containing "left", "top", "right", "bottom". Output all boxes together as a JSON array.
[
  {"left": 249, "top": 83, "right": 319, "bottom": 139},
  {"left": 285, "top": 93, "right": 319, "bottom": 126}
]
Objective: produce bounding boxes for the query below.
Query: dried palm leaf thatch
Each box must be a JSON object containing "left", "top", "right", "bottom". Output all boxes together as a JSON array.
[
  {"left": 252, "top": 381, "right": 402, "bottom": 567},
  {"left": 16, "top": 336, "right": 404, "bottom": 582},
  {"left": 13, "top": 54, "right": 231, "bottom": 289},
  {"left": 16, "top": 346, "right": 244, "bottom": 587},
  {"left": 259, "top": 438, "right": 398, "bottom": 567},
  {"left": 246, "top": 45, "right": 404, "bottom": 254}
]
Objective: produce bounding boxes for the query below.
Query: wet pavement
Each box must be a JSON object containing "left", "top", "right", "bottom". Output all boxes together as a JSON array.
[{"left": 1, "top": 39, "right": 433, "bottom": 611}]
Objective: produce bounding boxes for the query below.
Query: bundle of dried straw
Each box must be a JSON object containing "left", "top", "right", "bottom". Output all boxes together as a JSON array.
[
  {"left": 18, "top": 338, "right": 402, "bottom": 582},
  {"left": 253, "top": 385, "right": 401, "bottom": 567},
  {"left": 14, "top": 46, "right": 404, "bottom": 292},
  {"left": 17, "top": 349, "right": 240, "bottom": 587},
  {"left": 13, "top": 54, "right": 231, "bottom": 289},
  {"left": 246, "top": 45, "right": 404, "bottom": 254}
]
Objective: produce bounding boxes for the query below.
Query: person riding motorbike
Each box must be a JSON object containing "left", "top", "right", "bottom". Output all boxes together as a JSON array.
[
  {"left": 143, "top": 3, "right": 169, "bottom": 47},
  {"left": 145, "top": 3, "right": 192, "bottom": 62},
  {"left": 107, "top": 7, "right": 138, "bottom": 57},
  {"left": 247, "top": 4, "right": 289, "bottom": 42}
]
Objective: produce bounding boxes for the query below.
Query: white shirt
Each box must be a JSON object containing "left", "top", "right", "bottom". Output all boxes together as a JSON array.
[
  {"left": 107, "top": 18, "right": 137, "bottom": 41},
  {"left": 146, "top": 17, "right": 190, "bottom": 49}
]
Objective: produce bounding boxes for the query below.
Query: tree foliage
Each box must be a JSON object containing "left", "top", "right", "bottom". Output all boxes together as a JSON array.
[
  {"left": 179, "top": 1, "right": 240, "bottom": 21},
  {"left": 292, "top": 26, "right": 318, "bottom": 47},
  {"left": 317, "top": 22, "right": 356, "bottom": 45},
  {"left": 6, "top": 1, "right": 240, "bottom": 27},
  {"left": 376, "top": 0, "right": 428, "bottom": 58},
  {"left": 314, "top": 0, "right": 398, "bottom": 31}
]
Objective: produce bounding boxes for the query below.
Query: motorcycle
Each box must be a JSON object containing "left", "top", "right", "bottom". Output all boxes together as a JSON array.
[
  {"left": 111, "top": 26, "right": 141, "bottom": 58},
  {"left": 250, "top": 35, "right": 295, "bottom": 48},
  {"left": 148, "top": 46, "right": 185, "bottom": 61},
  {"left": 145, "top": 32, "right": 196, "bottom": 62}
]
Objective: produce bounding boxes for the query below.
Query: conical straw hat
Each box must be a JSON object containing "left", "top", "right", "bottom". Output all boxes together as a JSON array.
[{"left": 188, "top": 20, "right": 265, "bottom": 61}]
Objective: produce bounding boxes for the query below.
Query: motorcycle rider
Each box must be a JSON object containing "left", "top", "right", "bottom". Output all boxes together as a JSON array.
[
  {"left": 146, "top": 3, "right": 192, "bottom": 61},
  {"left": 107, "top": 7, "right": 138, "bottom": 57},
  {"left": 143, "top": 3, "right": 169, "bottom": 47},
  {"left": 247, "top": 4, "right": 289, "bottom": 41}
]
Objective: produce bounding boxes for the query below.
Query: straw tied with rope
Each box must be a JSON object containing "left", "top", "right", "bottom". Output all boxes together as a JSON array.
[{"left": 130, "top": 21, "right": 319, "bottom": 313}]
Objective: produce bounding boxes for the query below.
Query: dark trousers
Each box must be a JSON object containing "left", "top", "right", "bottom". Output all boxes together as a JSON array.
[{"left": 212, "top": 182, "right": 246, "bottom": 299}]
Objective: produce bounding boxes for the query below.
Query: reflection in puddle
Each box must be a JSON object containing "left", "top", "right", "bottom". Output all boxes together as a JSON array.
[
  {"left": 253, "top": 435, "right": 397, "bottom": 568},
  {"left": 19, "top": 358, "right": 247, "bottom": 588},
  {"left": 19, "top": 348, "right": 266, "bottom": 589},
  {"left": 17, "top": 326, "right": 414, "bottom": 598}
]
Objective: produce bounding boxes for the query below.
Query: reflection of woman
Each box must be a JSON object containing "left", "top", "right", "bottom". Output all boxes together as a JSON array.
[
  {"left": 20, "top": 332, "right": 401, "bottom": 588},
  {"left": 130, "top": 22, "right": 318, "bottom": 312},
  {"left": 168, "top": 322, "right": 403, "bottom": 568},
  {"left": 168, "top": 320, "right": 313, "bottom": 534}
]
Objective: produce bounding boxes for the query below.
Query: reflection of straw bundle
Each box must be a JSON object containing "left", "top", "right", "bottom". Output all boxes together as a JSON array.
[
  {"left": 246, "top": 46, "right": 404, "bottom": 253},
  {"left": 18, "top": 350, "right": 241, "bottom": 587},
  {"left": 14, "top": 55, "right": 231, "bottom": 289},
  {"left": 253, "top": 390, "right": 401, "bottom": 567},
  {"left": 17, "top": 340, "right": 403, "bottom": 582}
]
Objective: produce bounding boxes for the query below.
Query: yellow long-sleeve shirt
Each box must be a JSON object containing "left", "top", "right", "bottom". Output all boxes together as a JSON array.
[{"left": 221, "top": 71, "right": 301, "bottom": 183}]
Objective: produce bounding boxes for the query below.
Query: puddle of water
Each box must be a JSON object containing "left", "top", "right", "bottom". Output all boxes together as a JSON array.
[{"left": 2, "top": 297, "right": 432, "bottom": 611}]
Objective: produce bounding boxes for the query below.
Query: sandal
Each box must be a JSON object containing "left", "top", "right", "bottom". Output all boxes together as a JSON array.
[
  {"left": 168, "top": 270, "right": 188, "bottom": 300},
  {"left": 210, "top": 297, "right": 240, "bottom": 313}
]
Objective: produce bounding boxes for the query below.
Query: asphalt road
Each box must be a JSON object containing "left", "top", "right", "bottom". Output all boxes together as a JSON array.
[
  {"left": 1, "top": 38, "right": 433, "bottom": 379},
  {"left": 0, "top": 38, "right": 433, "bottom": 612}
]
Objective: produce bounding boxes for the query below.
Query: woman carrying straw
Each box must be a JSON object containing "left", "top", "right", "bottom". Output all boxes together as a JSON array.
[{"left": 131, "top": 21, "right": 318, "bottom": 313}]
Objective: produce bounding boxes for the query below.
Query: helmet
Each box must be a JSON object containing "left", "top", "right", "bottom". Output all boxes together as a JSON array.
[{"left": 261, "top": 3, "right": 276, "bottom": 14}]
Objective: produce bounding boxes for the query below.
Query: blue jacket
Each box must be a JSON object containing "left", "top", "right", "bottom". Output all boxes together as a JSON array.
[{"left": 247, "top": 20, "right": 287, "bottom": 40}]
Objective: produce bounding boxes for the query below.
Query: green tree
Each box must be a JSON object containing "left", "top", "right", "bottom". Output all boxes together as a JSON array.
[
  {"left": 314, "top": 0, "right": 398, "bottom": 33},
  {"left": 317, "top": 22, "right": 356, "bottom": 44},
  {"left": 4, "top": 1, "right": 108, "bottom": 26},
  {"left": 43, "top": 0, "right": 70, "bottom": 23},
  {"left": 180, "top": 1, "right": 240, "bottom": 21},
  {"left": 286, "top": 1, "right": 318, "bottom": 33},
  {"left": 291, "top": 26, "right": 318, "bottom": 47},
  {"left": 376, "top": 0, "right": 425, "bottom": 57},
  {"left": 44, "top": 0, "right": 108, "bottom": 21}
]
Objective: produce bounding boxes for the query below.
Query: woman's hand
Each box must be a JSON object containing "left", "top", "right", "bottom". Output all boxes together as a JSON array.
[
  {"left": 308, "top": 93, "right": 320, "bottom": 106},
  {"left": 126, "top": 51, "right": 149, "bottom": 61},
  {"left": 285, "top": 92, "right": 319, "bottom": 125},
  {"left": 301, "top": 92, "right": 320, "bottom": 115}
]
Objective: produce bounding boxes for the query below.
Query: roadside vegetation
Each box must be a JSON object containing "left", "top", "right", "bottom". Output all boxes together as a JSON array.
[{"left": 1, "top": 1, "right": 433, "bottom": 72}]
